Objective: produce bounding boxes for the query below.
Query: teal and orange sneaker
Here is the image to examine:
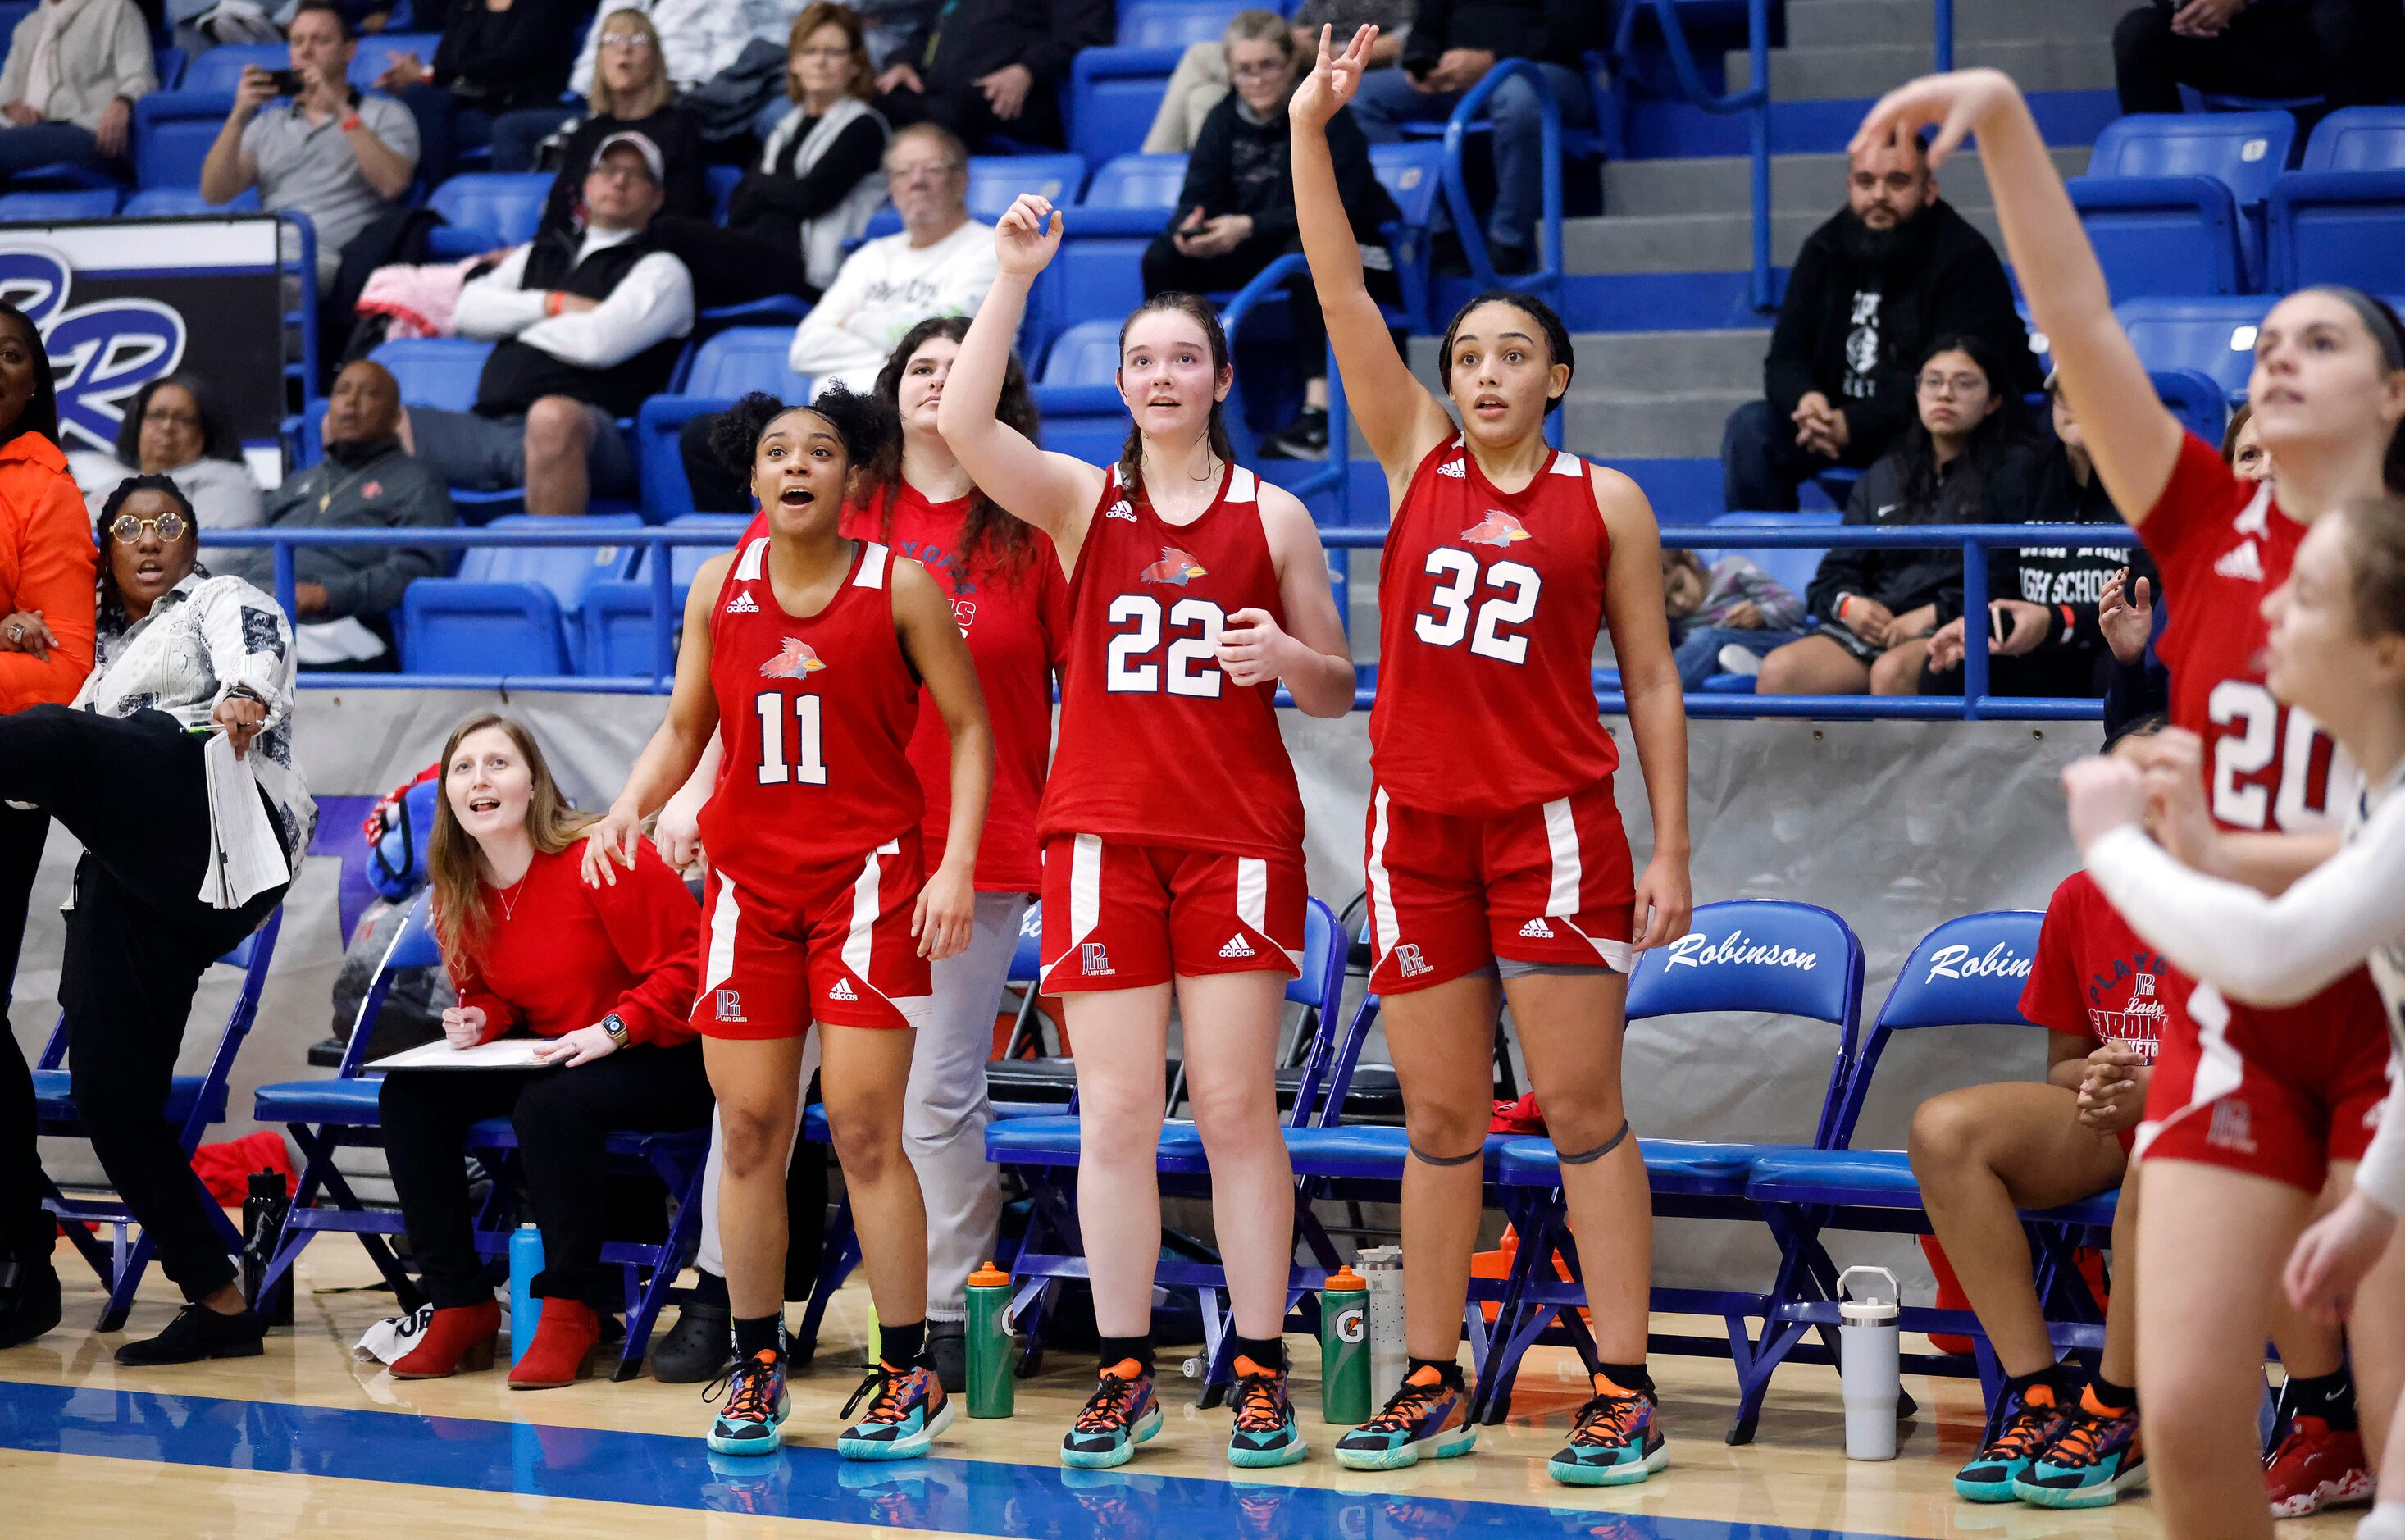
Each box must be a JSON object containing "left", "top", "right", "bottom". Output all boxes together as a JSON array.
[
  {"left": 2015, "top": 1384, "right": 2146, "bottom": 1509},
  {"left": 1955, "top": 1377, "right": 2070, "bottom": 1501},
  {"left": 836, "top": 1358, "right": 954, "bottom": 1460},
  {"left": 706, "top": 1347, "right": 791, "bottom": 1457},
  {"left": 1332, "top": 1364, "right": 1478, "bottom": 1472},
  {"left": 1547, "top": 1373, "right": 1669, "bottom": 1488},
  {"left": 1225, "top": 1355, "right": 1307, "bottom": 1469},
  {"left": 1062, "top": 1359, "right": 1164, "bottom": 1469}
]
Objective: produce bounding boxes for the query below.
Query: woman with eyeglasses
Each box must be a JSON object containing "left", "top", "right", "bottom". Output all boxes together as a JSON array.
[
  {"left": 726, "top": 3, "right": 892, "bottom": 303},
  {"left": 0, "top": 298, "right": 96, "bottom": 1351},
  {"left": 497, "top": 8, "right": 705, "bottom": 226},
  {"left": 0, "top": 474, "right": 313, "bottom": 1365},
  {"left": 66, "top": 373, "right": 262, "bottom": 534}
]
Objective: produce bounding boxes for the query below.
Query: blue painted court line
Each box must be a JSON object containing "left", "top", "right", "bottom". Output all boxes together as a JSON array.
[{"left": 0, "top": 1377, "right": 1924, "bottom": 1540}]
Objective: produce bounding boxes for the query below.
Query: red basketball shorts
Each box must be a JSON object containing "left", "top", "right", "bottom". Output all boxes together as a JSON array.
[
  {"left": 1038, "top": 834, "right": 1305, "bottom": 993},
  {"left": 690, "top": 833, "right": 932, "bottom": 1039},
  {"left": 1361, "top": 776, "right": 1637, "bottom": 995},
  {"left": 2135, "top": 964, "right": 2391, "bottom": 1194}
]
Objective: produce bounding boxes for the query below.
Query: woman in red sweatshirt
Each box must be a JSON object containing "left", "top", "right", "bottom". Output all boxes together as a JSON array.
[{"left": 384, "top": 712, "right": 708, "bottom": 1388}]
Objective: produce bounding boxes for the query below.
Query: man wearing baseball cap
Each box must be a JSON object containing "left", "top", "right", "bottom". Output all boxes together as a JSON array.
[{"left": 410, "top": 130, "right": 695, "bottom": 516}]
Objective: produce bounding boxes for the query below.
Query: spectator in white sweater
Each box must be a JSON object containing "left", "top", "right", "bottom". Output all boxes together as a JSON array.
[{"left": 0, "top": 0, "right": 154, "bottom": 185}]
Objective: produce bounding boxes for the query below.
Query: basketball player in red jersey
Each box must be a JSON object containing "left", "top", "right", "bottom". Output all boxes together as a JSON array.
[
  {"left": 1292, "top": 26, "right": 1692, "bottom": 1490},
  {"left": 939, "top": 198, "right": 1355, "bottom": 1470},
  {"left": 649, "top": 321, "right": 1064, "bottom": 1392},
  {"left": 582, "top": 389, "right": 995, "bottom": 1463},
  {"left": 1859, "top": 69, "right": 2405, "bottom": 1539}
]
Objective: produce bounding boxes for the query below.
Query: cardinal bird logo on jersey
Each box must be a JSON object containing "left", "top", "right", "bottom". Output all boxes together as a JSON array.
[
  {"left": 1139, "top": 547, "right": 1206, "bottom": 585},
  {"left": 759, "top": 637, "right": 827, "bottom": 677},
  {"left": 1462, "top": 511, "right": 1531, "bottom": 547}
]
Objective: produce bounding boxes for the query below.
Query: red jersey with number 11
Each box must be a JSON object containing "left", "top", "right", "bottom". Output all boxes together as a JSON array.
[
  {"left": 1372, "top": 436, "right": 1619, "bottom": 817},
  {"left": 1040, "top": 461, "right": 1303, "bottom": 860},
  {"left": 699, "top": 535, "right": 924, "bottom": 898}
]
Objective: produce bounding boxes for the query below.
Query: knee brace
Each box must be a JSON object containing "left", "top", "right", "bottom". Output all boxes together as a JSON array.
[
  {"left": 1557, "top": 1119, "right": 1630, "bottom": 1166},
  {"left": 1409, "top": 1141, "right": 1483, "bottom": 1168}
]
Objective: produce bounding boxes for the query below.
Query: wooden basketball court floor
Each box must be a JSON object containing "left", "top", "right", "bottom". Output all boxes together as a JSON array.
[{"left": 0, "top": 1236, "right": 2361, "bottom": 1538}]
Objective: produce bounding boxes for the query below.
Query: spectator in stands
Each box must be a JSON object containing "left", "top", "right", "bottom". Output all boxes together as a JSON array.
[
  {"left": 872, "top": 0, "right": 1113, "bottom": 152},
  {"left": 1143, "top": 0, "right": 1406, "bottom": 155},
  {"left": 1663, "top": 547, "right": 1806, "bottom": 688},
  {"left": 379, "top": 713, "right": 708, "bottom": 1388},
  {"left": 0, "top": 0, "right": 153, "bottom": 186},
  {"left": 69, "top": 375, "right": 262, "bottom": 533},
  {"left": 0, "top": 473, "right": 311, "bottom": 1366},
  {"left": 1722, "top": 130, "right": 2038, "bottom": 514},
  {"left": 1141, "top": 10, "right": 1397, "bottom": 461},
  {"left": 201, "top": 2, "right": 421, "bottom": 289},
  {"left": 494, "top": 8, "right": 707, "bottom": 207},
  {"left": 2112, "top": 0, "right": 2405, "bottom": 119},
  {"left": 0, "top": 301, "right": 93, "bottom": 1352},
  {"left": 1756, "top": 335, "right": 2031, "bottom": 697},
  {"left": 373, "top": 0, "right": 585, "bottom": 183},
  {"left": 411, "top": 131, "right": 695, "bottom": 516},
  {"left": 1343, "top": 1, "right": 1600, "bottom": 276},
  {"left": 727, "top": 3, "right": 893, "bottom": 302},
  {"left": 216, "top": 362, "right": 453, "bottom": 671}
]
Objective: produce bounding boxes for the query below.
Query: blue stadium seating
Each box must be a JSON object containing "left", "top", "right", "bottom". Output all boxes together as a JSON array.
[
  {"left": 581, "top": 514, "right": 753, "bottom": 676},
  {"left": 1041, "top": 317, "right": 1123, "bottom": 385},
  {"left": 1064, "top": 46, "right": 1182, "bottom": 169},
  {"left": 1023, "top": 161, "right": 1169, "bottom": 353},
  {"left": 183, "top": 43, "right": 286, "bottom": 95},
  {"left": 2068, "top": 112, "right": 2295, "bottom": 294},
  {"left": 707, "top": 163, "right": 740, "bottom": 223},
  {"left": 1085, "top": 151, "right": 1185, "bottom": 212},
  {"left": 348, "top": 34, "right": 441, "bottom": 93},
  {"left": 635, "top": 327, "right": 811, "bottom": 520},
  {"left": 371, "top": 336, "right": 494, "bottom": 412},
  {"left": 401, "top": 580, "right": 567, "bottom": 674},
  {"left": 425, "top": 172, "right": 552, "bottom": 259},
  {"left": 2151, "top": 367, "right": 2230, "bottom": 445},
  {"left": 2116, "top": 295, "right": 2271, "bottom": 401},
  {"left": 0, "top": 189, "right": 118, "bottom": 221},
  {"left": 2268, "top": 107, "right": 2405, "bottom": 292},
  {"left": 1370, "top": 141, "right": 1446, "bottom": 328},
  {"left": 133, "top": 114, "right": 228, "bottom": 189},
  {"left": 122, "top": 186, "right": 258, "bottom": 216},
  {"left": 1116, "top": 1, "right": 1238, "bottom": 49}
]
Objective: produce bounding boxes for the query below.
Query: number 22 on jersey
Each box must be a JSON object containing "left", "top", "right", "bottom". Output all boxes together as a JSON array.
[{"left": 1106, "top": 594, "right": 1227, "bottom": 696}]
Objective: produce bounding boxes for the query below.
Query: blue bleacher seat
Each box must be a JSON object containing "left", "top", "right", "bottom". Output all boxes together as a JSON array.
[
  {"left": 1116, "top": 1, "right": 1237, "bottom": 48},
  {"left": 425, "top": 172, "right": 552, "bottom": 259},
  {"left": 2151, "top": 367, "right": 2230, "bottom": 445},
  {"left": 457, "top": 513, "right": 643, "bottom": 613},
  {"left": 1064, "top": 45, "right": 1182, "bottom": 170},
  {"left": 2268, "top": 107, "right": 2405, "bottom": 292},
  {"left": 1369, "top": 141, "right": 1446, "bottom": 327},
  {"left": 2116, "top": 295, "right": 2272, "bottom": 403},
  {"left": 153, "top": 44, "right": 184, "bottom": 90},
  {"left": 122, "top": 185, "right": 258, "bottom": 216},
  {"left": 581, "top": 513, "right": 752, "bottom": 676},
  {"left": 2069, "top": 112, "right": 2296, "bottom": 294},
  {"left": 371, "top": 336, "right": 494, "bottom": 412},
  {"left": 183, "top": 43, "right": 286, "bottom": 95},
  {"left": 707, "top": 162, "right": 740, "bottom": 222},
  {"left": 402, "top": 581, "right": 567, "bottom": 674},
  {"left": 1084, "top": 151, "right": 1185, "bottom": 212},
  {"left": 2298, "top": 105, "right": 2405, "bottom": 173},
  {"left": 133, "top": 114, "right": 225, "bottom": 189},
  {"left": 348, "top": 34, "right": 440, "bottom": 93},
  {"left": 634, "top": 328, "right": 811, "bottom": 519},
  {"left": 0, "top": 189, "right": 118, "bottom": 221},
  {"left": 1030, "top": 318, "right": 1130, "bottom": 465},
  {"left": 1041, "top": 317, "right": 1123, "bottom": 385}
]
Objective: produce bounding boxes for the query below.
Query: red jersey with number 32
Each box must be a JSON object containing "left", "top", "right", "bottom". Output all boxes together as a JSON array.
[
  {"left": 1372, "top": 436, "right": 1619, "bottom": 816},
  {"left": 699, "top": 535, "right": 925, "bottom": 894},
  {"left": 2143, "top": 433, "right": 2360, "bottom": 832},
  {"left": 1040, "top": 461, "right": 1303, "bottom": 860}
]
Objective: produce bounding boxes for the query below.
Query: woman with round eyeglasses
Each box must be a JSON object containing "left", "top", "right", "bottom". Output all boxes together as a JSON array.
[
  {"left": 0, "top": 475, "right": 314, "bottom": 1365},
  {"left": 66, "top": 373, "right": 262, "bottom": 534}
]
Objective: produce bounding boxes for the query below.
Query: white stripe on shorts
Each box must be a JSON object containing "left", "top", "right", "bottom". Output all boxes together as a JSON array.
[
  {"left": 1041, "top": 834, "right": 1106, "bottom": 978},
  {"left": 701, "top": 873, "right": 741, "bottom": 996},
  {"left": 1233, "top": 855, "right": 1298, "bottom": 968},
  {"left": 1366, "top": 788, "right": 1400, "bottom": 964},
  {"left": 2131, "top": 979, "right": 2247, "bottom": 1162},
  {"left": 1542, "top": 797, "right": 1582, "bottom": 917},
  {"left": 842, "top": 839, "right": 899, "bottom": 986}
]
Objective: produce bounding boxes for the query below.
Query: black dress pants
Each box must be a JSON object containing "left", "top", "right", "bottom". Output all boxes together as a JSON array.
[
  {"left": 0, "top": 802, "right": 50, "bottom": 1263},
  {"left": 2113, "top": 0, "right": 2405, "bottom": 114},
  {"left": 379, "top": 1041, "right": 716, "bottom": 1310}
]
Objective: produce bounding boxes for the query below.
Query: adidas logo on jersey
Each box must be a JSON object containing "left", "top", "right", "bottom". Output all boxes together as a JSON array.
[
  {"left": 827, "top": 978, "right": 858, "bottom": 1002},
  {"left": 2214, "top": 540, "right": 2266, "bottom": 582},
  {"left": 1218, "top": 934, "right": 1255, "bottom": 959},
  {"left": 1105, "top": 499, "right": 1137, "bottom": 522},
  {"left": 726, "top": 590, "right": 759, "bottom": 613},
  {"left": 1437, "top": 458, "right": 1465, "bottom": 478},
  {"left": 1519, "top": 918, "right": 1555, "bottom": 939}
]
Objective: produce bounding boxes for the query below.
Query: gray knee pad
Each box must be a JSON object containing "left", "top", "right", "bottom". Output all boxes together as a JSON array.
[{"left": 1558, "top": 1120, "right": 1631, "bottom": 1165}]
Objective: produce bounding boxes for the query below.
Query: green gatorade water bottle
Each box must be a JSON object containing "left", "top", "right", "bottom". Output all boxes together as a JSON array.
[
  {"left": 965, "top": 1261, "right": 1015, "bottom": 1418},
  {"left": 1321, "top": 1266, "right": 1369, "bottom": 1424}
]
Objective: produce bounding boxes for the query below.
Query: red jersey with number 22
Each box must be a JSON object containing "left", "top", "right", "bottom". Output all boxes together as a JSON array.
[
  {"left": 2144, "top": 432, "right": 2360, "bottom": 832},
  {"left": 699, "top": 535, "right": 924, "bottom": 899},
  {"left": 1372, "top": 436, "right": 1619, "bottom": 816},
  {"left": 1040, "top": 461, "right": 1303, "bottom": 861}
]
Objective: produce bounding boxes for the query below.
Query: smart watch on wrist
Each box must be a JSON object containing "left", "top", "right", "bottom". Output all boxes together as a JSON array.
[{"left": 601, "top": 1013, "right": 631, "bottom": 1050}]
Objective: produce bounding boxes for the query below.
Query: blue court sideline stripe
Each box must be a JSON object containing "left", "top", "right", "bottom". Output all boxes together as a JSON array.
[{"left": 0, "top": 1378, "right": 1915, "bottom": 1540}]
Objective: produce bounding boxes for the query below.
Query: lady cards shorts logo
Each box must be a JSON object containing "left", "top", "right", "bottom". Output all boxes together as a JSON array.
[
  {"left": 1663, "top": 930, "right": 1819, "bottom": 971},
  {"left": 1923, "top": 943, "right": 2033, "bottom": 982}
]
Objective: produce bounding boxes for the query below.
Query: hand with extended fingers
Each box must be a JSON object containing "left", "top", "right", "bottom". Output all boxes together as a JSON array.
[
  {"left": 994, "top": 192, "right": 1064, "bottom": 278},
  {"left": 1849, "top": 67, "right": 2026, "bottom": 171},
  {"left": 1291, "top": 24, "right": 1378, "bottom": 131}
]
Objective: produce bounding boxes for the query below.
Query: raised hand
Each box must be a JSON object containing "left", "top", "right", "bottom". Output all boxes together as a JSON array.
[
  {"left": 1291, "top": 25, "right": 1378, "bottom": 131},
  {"left": 994, "top": 192, "right": 1064, "bottom": 278},
  {"left": 1850, "top": 66, "right": 2025, "bottom": 171},
  {"left": 2098, "top": 568, "right": 2154, "bottom": 665}
]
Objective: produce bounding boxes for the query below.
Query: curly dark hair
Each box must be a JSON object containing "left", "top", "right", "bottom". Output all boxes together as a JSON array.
[
  {"left": 1437, "top": 289, "right": 1575, "bottom": 417},
  {"left": 709, "top": 386, "right": 895, "bottom": 486},
  {"left": 112, "top": 372, "right": 244, "bottom": 467},
  {"left": 94, "top": 474, "right": 200, "bottom": 637},
  {"left": 859, "top": 317, "right": 1044, "bottom": 582}
]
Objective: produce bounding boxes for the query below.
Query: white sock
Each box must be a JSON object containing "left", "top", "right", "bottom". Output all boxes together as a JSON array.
[{"left": 2357, "top": 1501, "right": 2405, "bottom": 1540}]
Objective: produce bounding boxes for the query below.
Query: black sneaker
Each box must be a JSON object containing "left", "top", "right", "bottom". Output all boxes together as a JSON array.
[
  {"left": 927, "top": 1319, "right": 967, "bottom": 1395},
  {"left": 1264, "top": 408, "right": 1331, "bottom": 462},
  {"left": 116, "top": 1302, "right": 266, "bottom": 1365},
  {"left": 0, "top": 1255, "right": 60, "bottom": 1349},
  {"left": 653, "top": 1300, "right": 734, "bottom": 1384}
]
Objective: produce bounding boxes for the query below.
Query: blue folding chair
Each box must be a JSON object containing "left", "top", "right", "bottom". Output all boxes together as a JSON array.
[
  {"left": 1739, "top": 912, "right": 2116, "bottom": 1420},
  {"left": 2269, "top": 107, "right": 2405, "bottom": 292},
  {"left": 39, "top": 911, "right": 283, "bottom": 1331},
  {"left": 635, "top": 326, "right": 813, "bottom": 519},
  {"left": 425, "top": 172, "right": 553, "bottom": 259},
  {"left": 2116, "top": 295, "right": 2273, "bottom": 403},
  {"left": 0, "top": 188, "right": 119, "bottom": 221},
  {"left": 1469, "top": 901, "right": 1867, "bottom": 1435},
  {"left": 2069, "top": 112, "right": 2295, "bottom": 295}
]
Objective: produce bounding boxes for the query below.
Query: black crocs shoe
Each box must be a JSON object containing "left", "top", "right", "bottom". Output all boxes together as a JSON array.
[{"left": 653, "top": 1299, "right": 734, "bottom": 1384}]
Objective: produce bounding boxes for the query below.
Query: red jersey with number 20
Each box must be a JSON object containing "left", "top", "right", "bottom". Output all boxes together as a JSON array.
[
  {"left": 699, "top": 535, "right": 925, "bottom": 898},
  {"left": 1373, "top": 436, "right": 1619, "bottom": 816},
  {"left": 1040, "top": 461, "right": 1304, "bottom": 861},
  {"left": 2144, "top": 432, "right": 2360, "bottom": 832}
]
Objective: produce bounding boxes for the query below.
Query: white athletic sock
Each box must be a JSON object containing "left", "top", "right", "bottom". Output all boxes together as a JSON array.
[{"left": 2357, "top": 1501, "right": 2405, "bottom": 1540}]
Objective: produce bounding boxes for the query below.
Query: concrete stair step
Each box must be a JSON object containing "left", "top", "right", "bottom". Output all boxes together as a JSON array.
[
  {"left": 1602, "top": 146, "right": 2091, "bottom": 219},
  {"left": 1727, "top": 39, "right": 2117, "bottom": 101},
  {"left": 1404, "top": 331, "right": 1767, "bottom": 458},
  {"left": 1561, "top": 385, "right": 1756, "bottom": 459},
  {"left": 1564, "top": 203, "right": 2010, "bottom": 275},
  {"left": 1783, "top": 0, "right": 2112, "bottom": 48}
]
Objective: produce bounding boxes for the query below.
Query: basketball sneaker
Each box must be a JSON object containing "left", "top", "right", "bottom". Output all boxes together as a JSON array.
[
  {"left": 1061, "top": 1359, "right": 1163, "bottom": 1469},
  {"left": 1953, "top": 1377, "right": 2070, "bottom": 1501},
  {"left": 836, "top": 1358, "right": 954, "bottom": 1460},
  {"left": 1332, "top": 1364, "right": 1478, "bottom": 1471},
  {"left": 1548, "top": 1373, "right": 1669, "bottom": 1487},
  {"left": 2013, "top": 1384, "right": 2146, "bottom": 1508},
  {"left": 2264, "top": 1415, "right": 2375, "bottom": 1517},
  {"left": 1225, "top": 1355, "right": 1307, "bottom": 1469},
  {"left": 706, "top": 1347, "right": 791, "bottom": 1457}
]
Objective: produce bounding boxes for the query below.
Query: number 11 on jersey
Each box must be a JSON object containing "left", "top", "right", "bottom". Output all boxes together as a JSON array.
[{"left": 755, "top": 690, "right": 827, "bottom": 786}]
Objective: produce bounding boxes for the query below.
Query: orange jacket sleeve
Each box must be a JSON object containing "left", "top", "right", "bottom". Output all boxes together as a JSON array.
[{"left": 0, "top": 467, "right": 95, "bottom": 713}]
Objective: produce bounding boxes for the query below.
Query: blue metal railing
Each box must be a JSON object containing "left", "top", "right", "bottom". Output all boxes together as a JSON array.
[
  {"left": 1440, "top": 59, "right": 1576, "bottom": 308},
  {"left": 201, "top": 518, "right": 2140, "bottom": 721}
]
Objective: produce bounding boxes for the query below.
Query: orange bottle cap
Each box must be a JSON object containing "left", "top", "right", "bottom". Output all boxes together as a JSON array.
[
  {"left": 967, "top": 1261, "right": 1010, "bottom": 1287},
  {"left": 1326, "top": 1267, "right": 1364, "bottom": 1290}
]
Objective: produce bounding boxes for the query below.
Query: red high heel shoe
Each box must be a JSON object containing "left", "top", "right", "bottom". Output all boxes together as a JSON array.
[
  {"left": 508, "top": 1299, "right": 601, "bottom": 1389},
  {"left": 390, "top": 1298, "right": 501, "bottom": 1379}
]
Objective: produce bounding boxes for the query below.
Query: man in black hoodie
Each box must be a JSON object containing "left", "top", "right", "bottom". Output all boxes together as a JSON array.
[
  {"left": 875, "top": 0, "right": 1116, "bottom": 151},
  {"left": 1721, "top": 132, "right": 2038, "bottom": 513}
]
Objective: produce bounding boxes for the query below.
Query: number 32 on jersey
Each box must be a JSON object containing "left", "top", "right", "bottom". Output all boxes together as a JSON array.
[{"left": 1416, "top": 549, "right": 1542, "bottom": 664}]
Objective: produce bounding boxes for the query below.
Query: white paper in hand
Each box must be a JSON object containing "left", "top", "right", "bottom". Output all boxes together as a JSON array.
[{"left": 197, "top": 729, "right": 289, "bottom": 909}]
